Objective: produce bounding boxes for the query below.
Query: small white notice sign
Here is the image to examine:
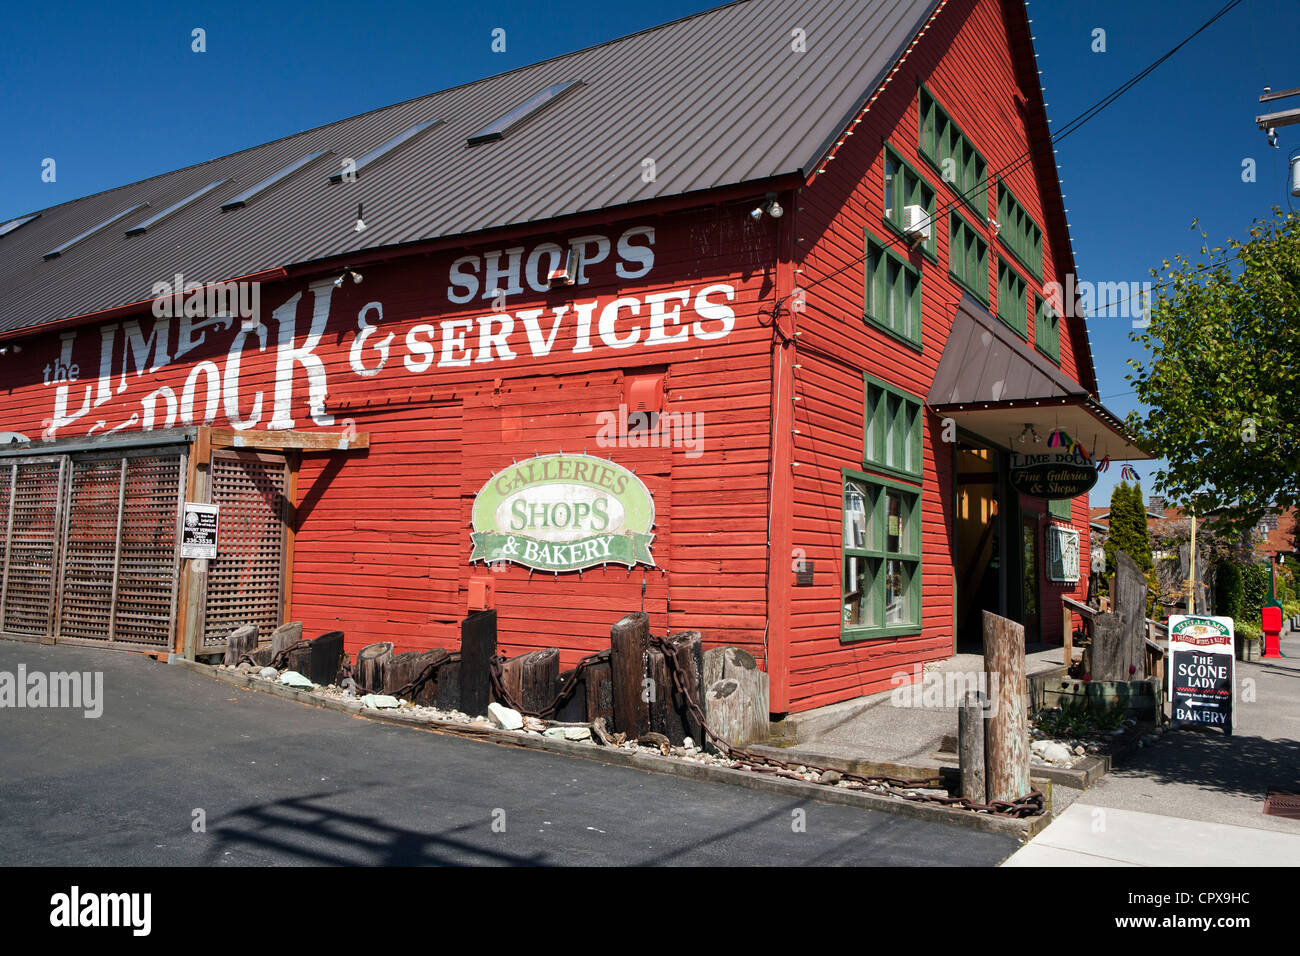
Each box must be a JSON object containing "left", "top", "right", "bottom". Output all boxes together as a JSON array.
[{"left": 180, "top": 502, "right": 219, "bottom": 559}]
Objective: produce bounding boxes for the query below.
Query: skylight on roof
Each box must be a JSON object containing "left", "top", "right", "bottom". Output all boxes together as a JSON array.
[
  {"left": 44, "top": 204, "right": 148, "bottom": 259},
  {"left": 223, "top": 151, "right": 330, "bottom": 210},
  {"left": 328, "top": 121, "right": 441, "bottom": 183},
  {"left": 0, "top": 214, "right": 40, "bottom": 238},
  {"left": 125, "top": 180, "right": 227, "bottom": 235},
  {"left": 467, "top": 81, "right": 582, "bottom": 146}
]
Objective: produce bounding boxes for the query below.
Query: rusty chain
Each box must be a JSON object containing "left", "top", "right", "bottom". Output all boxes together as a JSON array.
[
  {"left": 246, "top": 633, "right": 1041, "bottom": 817},
  {"left": 644, "top": 634, "right": 1044, "bottom": 818},
  {"left": 488, "top": 649, "right": 610, "bottom": 719}
]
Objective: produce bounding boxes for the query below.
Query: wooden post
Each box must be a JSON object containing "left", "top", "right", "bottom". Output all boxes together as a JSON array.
[
  {"left": 982, "top": 611, "right": 1030, "bottom": 803},
  {"left": 703, "top": 678, "right": 754, "bottom": 751},
  {"left": 402, "top": 648, "right": 448, "bottom": 705},
  {"left": 223, "top": 624, "right": 257, "bottom": 666},
  {"left": 500, "top": 647, "right": 559, "bottom": 714},
  {"left": 458, "top": 609, "right": 497, "bottom": 717},
  {"left": 384, "top": 650, "right": 422, "bottom": 696},
  {"left": 271, "top": 621, "right": 303, "bottom": 658},
  {"left": 435, "top": 654, "right": 462, "bottom": 711},
  {"left": 666, "top": 630, "right": 704, "bottom": 744},
  {"left": 556, "top": 669, "right": 588, "bottom": 722},
  {"left": 355, "top": 641, "right": 394, "bottom": 693},
  {"left": 179, "top": 435, "right": 212, "bottom": 660},
  {"left": 702, "top": 646, "right": 768, "bottom": 743},
  {"left": 610, "top": 612, "right": 650, "bottom": 737},
  {"left": 584, "top": 661, "right": 614, "bottom": 727},
  {"left": 1063, "top": 605, "right": 1074, "bottom": 666},
  {"left": 308, "top": 630, "right": 345, "bottom": 685},
  {"left": 958, "top": 690, "right": 987, "bottom": 802},
  {"left": 645, "top": 647, "right": 686, "bottom": 743}
]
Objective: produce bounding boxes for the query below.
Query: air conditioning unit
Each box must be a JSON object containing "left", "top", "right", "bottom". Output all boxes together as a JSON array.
[
  {"left": 903, "top": 205, "right": 931, "bottom": 241},
  {"left": 548, "top": 248, "right": 581, "bottom": 287}
]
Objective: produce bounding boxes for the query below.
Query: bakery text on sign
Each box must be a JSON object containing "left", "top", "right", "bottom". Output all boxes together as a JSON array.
[{"left": 38, "top": 225, "right": 737, "bottom": 439}]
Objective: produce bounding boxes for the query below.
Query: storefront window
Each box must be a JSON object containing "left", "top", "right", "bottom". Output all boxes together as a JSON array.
[{"left": 842, "top": 469, "right": 921, "bottom": 640}]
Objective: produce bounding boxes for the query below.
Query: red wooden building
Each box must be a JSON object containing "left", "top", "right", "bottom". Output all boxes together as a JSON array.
[{"left": 0, "top": 0, "right": 1145, "bottom": 715}]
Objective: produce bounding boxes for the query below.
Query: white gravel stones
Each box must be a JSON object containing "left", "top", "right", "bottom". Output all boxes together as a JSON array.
[
  {"left": 1031, "top": 739, "right": 1074, "bottom": 764},
  {"left": 487, "top": 702, "right": 524, "bottom": 730}
]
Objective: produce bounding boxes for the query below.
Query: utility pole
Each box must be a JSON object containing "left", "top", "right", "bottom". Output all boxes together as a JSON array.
[
  {"left": 1188, "top": 511, "right": 1197, "bottom": 615},
  {"left": 1257, "top": 86, "right": 1300, "bottom": 143}
]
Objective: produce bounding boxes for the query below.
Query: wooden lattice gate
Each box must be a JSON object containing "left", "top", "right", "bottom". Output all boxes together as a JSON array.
[
  {"left": 0, "top": 448, "right": 185, "bottom": 649},
  {"left": 0, "top": 458, "right": 67, "bottom": 640},
  {"left": 199, "top": 451, "right": 290, "bottom": 652}
]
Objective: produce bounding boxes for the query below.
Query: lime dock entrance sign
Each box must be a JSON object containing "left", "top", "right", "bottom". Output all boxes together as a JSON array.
[{"left": 470, "top": 453, "right": 656, "bottom": 572}]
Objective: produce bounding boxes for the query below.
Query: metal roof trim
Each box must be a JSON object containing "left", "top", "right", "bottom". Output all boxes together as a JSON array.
[{"left": 0, "top": 426, "right": 198, "bottom": 458}]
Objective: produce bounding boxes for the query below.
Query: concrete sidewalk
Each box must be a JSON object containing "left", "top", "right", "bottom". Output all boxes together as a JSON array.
[
  {"left": 782, "top": 646, "right": 1067, "bottom": 765},
  {"left": 1008, "top": 633, "right": 1300, "bottom": 864},
  {"left": 1002, "top": 802, "right": 1300, "bottom": 866}
]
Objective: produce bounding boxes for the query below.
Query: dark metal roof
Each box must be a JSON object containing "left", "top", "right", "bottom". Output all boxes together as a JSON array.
[
  {"left": 927, "top": 294, "right": 1089, "bottom": 408},
  {"left": 0, "top": 0, "right": 938, "bottom": 336}
]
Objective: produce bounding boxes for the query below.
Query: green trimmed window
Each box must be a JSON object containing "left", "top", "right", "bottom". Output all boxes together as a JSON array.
[
  {"left": 919, "top": 85, "right": 988, "bottom": 219},
  {"left": 883, "top": 146, "right": 937, "bottom": 260},
  {"left": 997, "top": 258, "right": 1028, "bottom": 338},
  {"left": 1035, "top": 294, "right": 1060, "bottom": 363},
  {"left": 949, "top": 211, "right": 989, "bottom": 303},
  {"left": 1048, "top": 497, "right": 1072, "bottom": 521},
  {"left": 842, "top": 470, "right": 922, "bottom": 638},
  {"left": 864, "top": 375, "right": 923, "bottom": 480},
  {"left": 864, "top": 233, "right": 922, "bottom": 348},
  {"left": 997, "top": 180, "right": 1043, "bottom": 279}
]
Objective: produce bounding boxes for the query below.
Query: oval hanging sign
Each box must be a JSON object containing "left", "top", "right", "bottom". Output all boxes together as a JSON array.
[
  {"left": 470, "top": 453, "right": 656, "bottom": 572},
  {"left": 1009, "top": 448, "right": 1098, "bottom": 500}
]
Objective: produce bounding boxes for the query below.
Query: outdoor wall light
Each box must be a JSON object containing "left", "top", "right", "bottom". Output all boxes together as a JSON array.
[
  {"left": 333, "top": 268, "right": 364, "bottom": 288},
  {"left": 749, "top": 194, "right": 784, "bottom": 221}
]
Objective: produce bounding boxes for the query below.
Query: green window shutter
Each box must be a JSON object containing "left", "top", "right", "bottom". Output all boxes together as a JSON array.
[
  {"left": 864, "top": 228, "right": 922, "bottom": 348},
  {"left": 1035, "top": 294, "right": 1060, "bottom": 363}
]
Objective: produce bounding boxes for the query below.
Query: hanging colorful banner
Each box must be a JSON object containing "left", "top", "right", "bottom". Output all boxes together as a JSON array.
[{"left": 469, "top": 453, "right": 656, "bottom": 572}]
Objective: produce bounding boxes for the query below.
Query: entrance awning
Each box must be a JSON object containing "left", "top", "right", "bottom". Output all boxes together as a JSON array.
[{"left": 928, "top": 295, "right": 1151, "bottom": 462}]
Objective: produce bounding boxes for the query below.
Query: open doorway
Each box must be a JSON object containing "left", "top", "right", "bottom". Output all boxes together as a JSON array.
[{"left": 954, "top": 438, "right": 1022, "bottom": 652}]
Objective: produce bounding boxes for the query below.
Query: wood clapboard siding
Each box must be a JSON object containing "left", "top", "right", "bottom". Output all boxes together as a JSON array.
[
  {"left": 0, "top": 203, "right": 779, "bottom": 669},
  {"left": 781, "top": 0, "right": 1093, "bottom": 710}
]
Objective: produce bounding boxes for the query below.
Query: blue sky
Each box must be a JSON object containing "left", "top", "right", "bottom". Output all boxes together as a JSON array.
[{"left": 2, "top": 0, "right": 1297, "bottom": 508}]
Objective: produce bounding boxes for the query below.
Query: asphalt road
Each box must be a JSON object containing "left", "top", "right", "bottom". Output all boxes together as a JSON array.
[{"left": 0, "top": 641, "right": 1017, "bottom": 866}]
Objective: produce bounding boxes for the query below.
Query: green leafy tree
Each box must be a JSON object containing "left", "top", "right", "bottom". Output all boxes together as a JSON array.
[
  {"left": 1214, "top": 560, "right": 1244, "bottom": 618},
  {"left": 1105, "top": 480, "right": 1153, "bottom": 573},
  {"left": 1127, "top": 208, "right": 1300, "bottom": 529}
]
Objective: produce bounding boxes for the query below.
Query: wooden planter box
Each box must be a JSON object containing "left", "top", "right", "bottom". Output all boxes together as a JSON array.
[
  {"left": 1043, "top": 679, "right": 1160, "bottom": 721},
  {"left": 1238, "top": 638, "right": 1262, "bottom": 662}
]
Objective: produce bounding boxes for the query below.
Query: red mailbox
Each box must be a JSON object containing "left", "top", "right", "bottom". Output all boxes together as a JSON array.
[{"left": 1262, "top": 605, "right": 1283, "bottom": 659}]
